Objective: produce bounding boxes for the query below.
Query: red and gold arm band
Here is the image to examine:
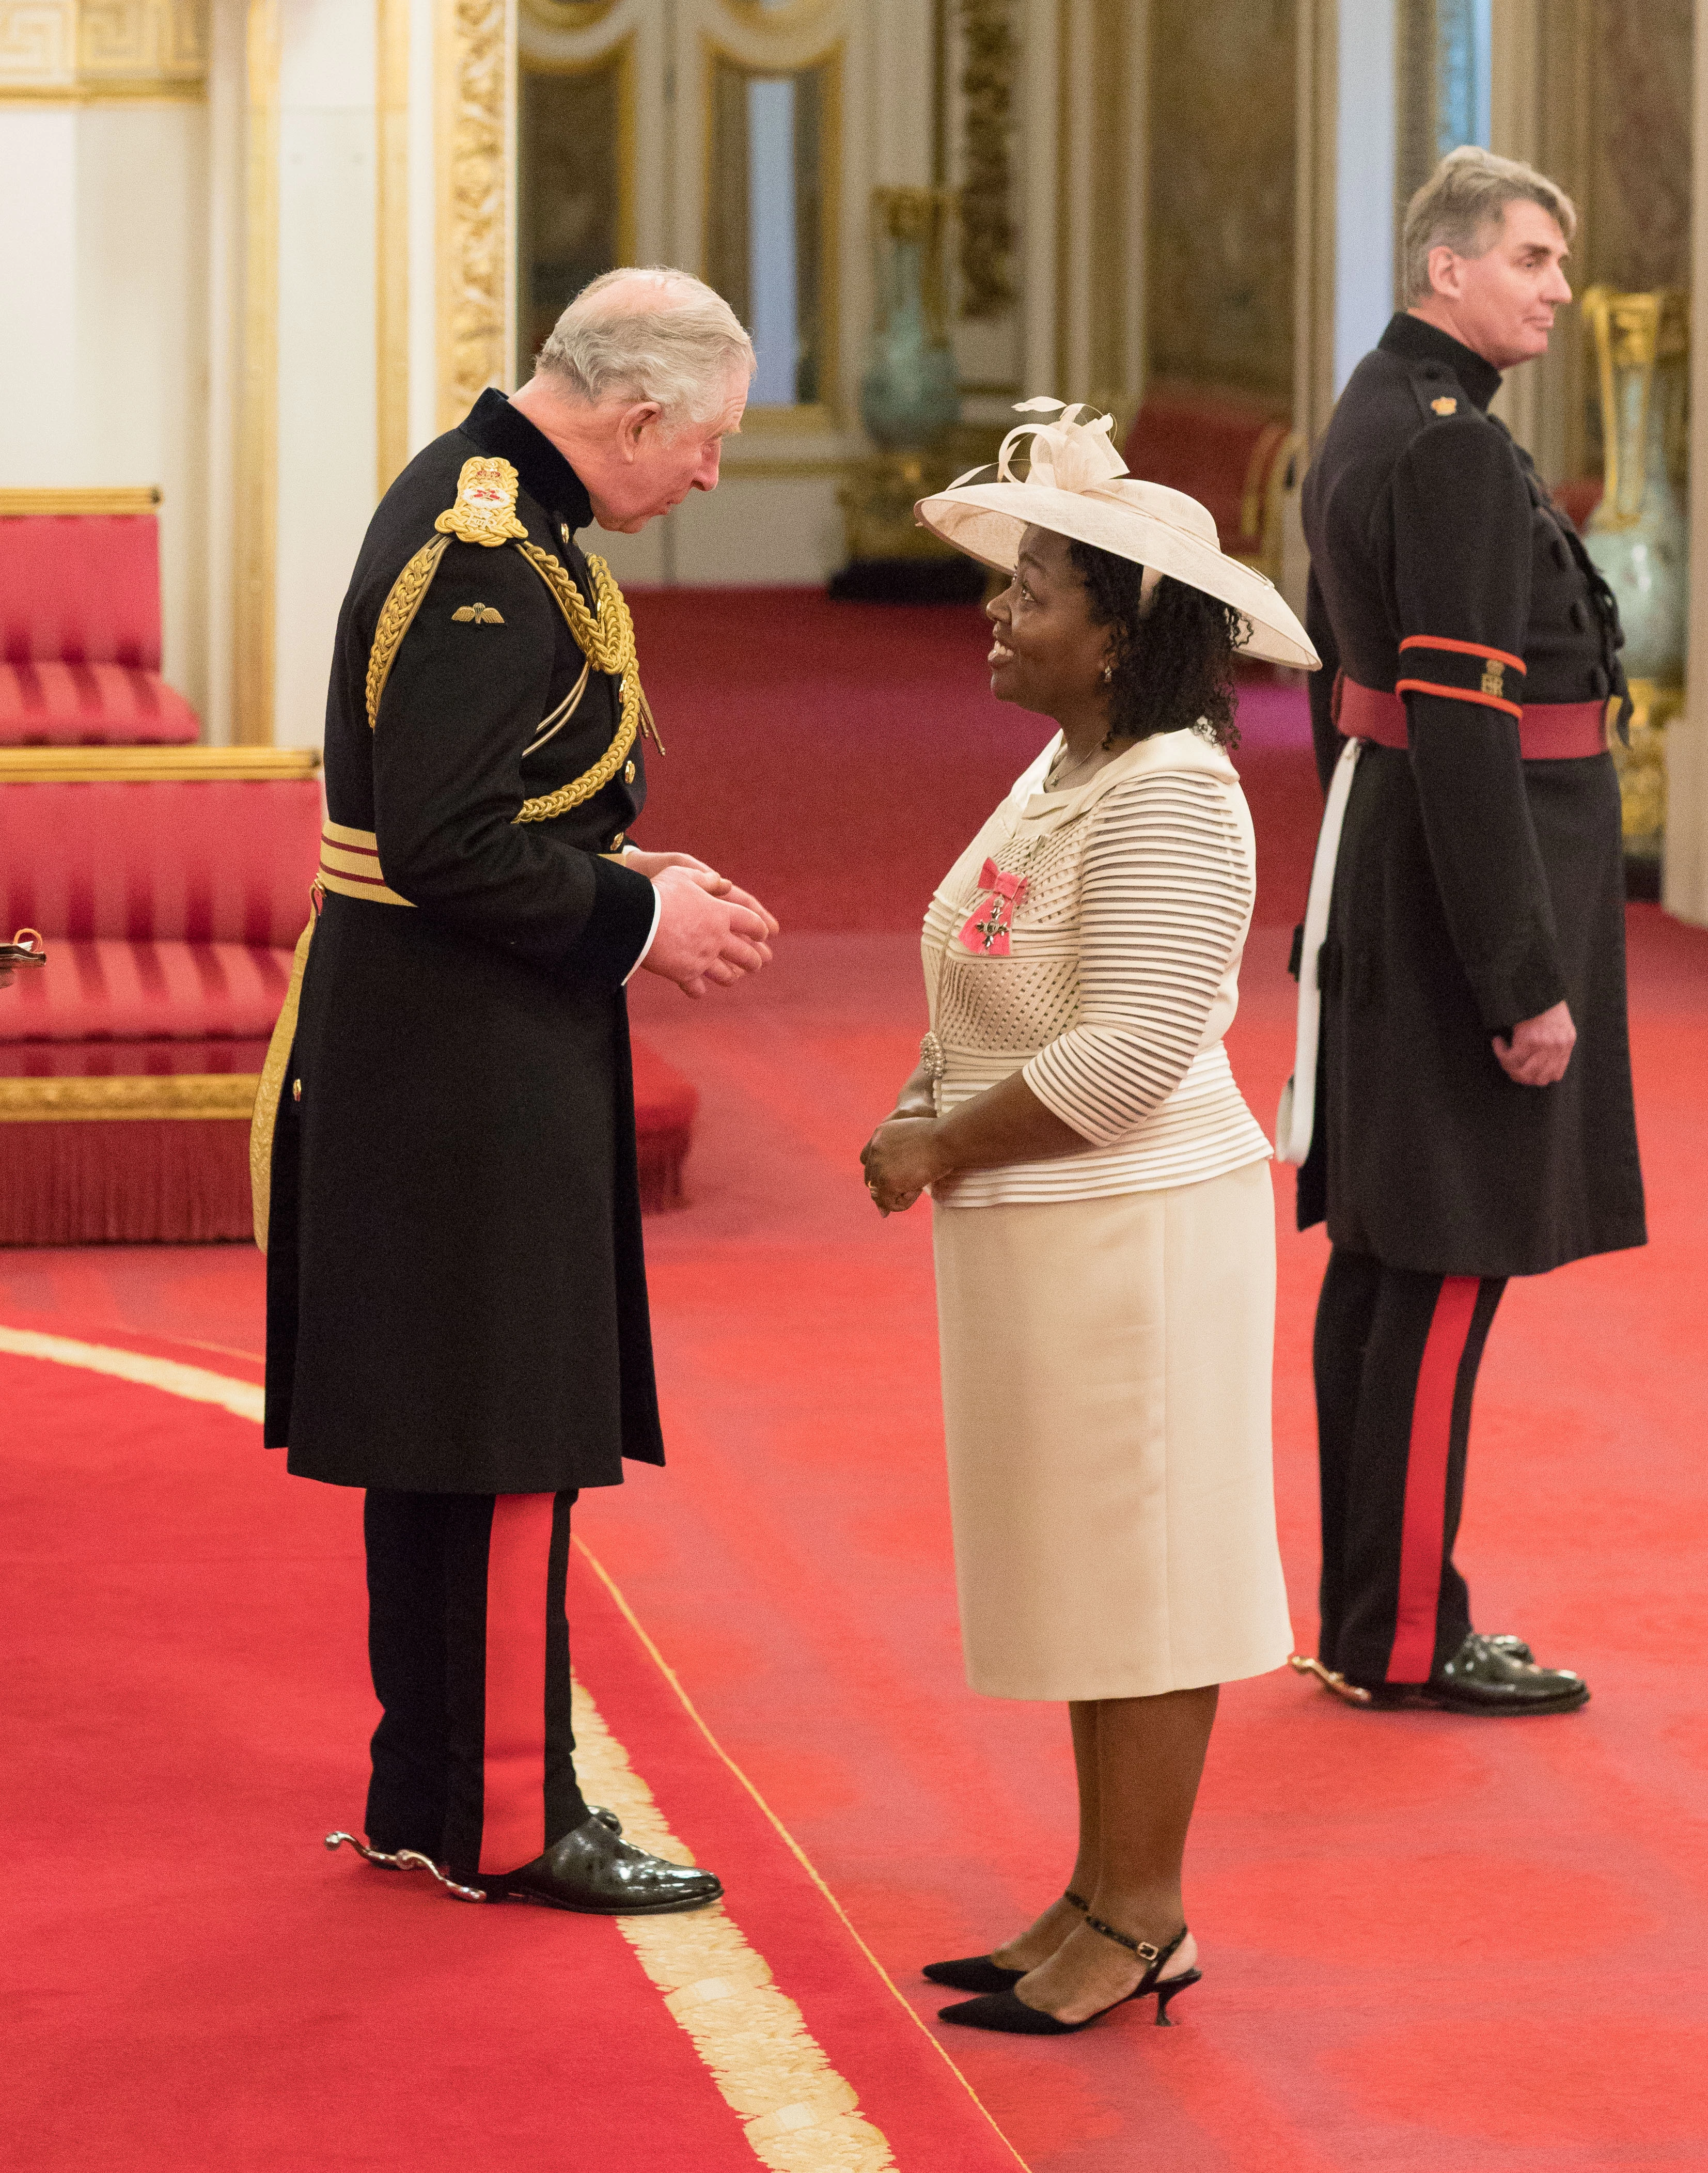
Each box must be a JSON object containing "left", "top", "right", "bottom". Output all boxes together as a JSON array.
[
  {"left": 1395, "top": 635, "right": 1527, "bottom": 719},
  {"left": 1397, "top": 635, "right": 1526, "bottom": 672}
]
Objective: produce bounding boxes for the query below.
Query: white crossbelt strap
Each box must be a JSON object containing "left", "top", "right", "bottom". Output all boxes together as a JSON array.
[{"left": 1275, "top": 736, "right": 1362, "bottom": 1165}]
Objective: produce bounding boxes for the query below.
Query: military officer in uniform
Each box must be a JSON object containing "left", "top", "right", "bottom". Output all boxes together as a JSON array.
[
  {"left": 1282, "top": 148, "right": 1646, "bottom": 1714},
  {"left": 258, "top": 269, "right": 777, "bottom": 1908}
]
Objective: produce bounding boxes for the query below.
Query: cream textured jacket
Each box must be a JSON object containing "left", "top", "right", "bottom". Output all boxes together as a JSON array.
[{"left": 922, "top": 725, "right": 1273, "bottom": 1207}]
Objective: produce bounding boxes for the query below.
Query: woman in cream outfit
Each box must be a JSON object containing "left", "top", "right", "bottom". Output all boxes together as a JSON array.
[{"left": 861, "top": 401, "right": 1319, "bottom": 2038}]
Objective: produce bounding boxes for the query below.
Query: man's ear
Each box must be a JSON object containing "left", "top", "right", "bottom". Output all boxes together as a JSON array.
[
  {"left": 616, "top": 400, "right": 664, "bottom": 462},
  {"left": 1427, "top": 243, "right": 1464, "bottom": 301}
]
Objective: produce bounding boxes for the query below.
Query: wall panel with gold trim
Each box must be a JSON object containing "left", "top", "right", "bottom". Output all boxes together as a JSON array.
[{"left": 1145, "top": 0, "right": 1296, "bottom": 413}]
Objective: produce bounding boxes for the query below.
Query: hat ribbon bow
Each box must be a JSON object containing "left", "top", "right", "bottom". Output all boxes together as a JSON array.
[
  {"left": 988, "top": 397, "right": 1130, "bottom": 494},
  {"left": 959, "top": 861, "right": 1029, "bottom": 956}
]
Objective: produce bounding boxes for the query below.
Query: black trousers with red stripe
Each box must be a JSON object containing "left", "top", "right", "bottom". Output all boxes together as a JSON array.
[
  {"left": 1314, "top": 1248, "right": 1506, "bottom": 1686},
  {"left": 363, "top": 1490, "right": 589, "bottom": 1880}
]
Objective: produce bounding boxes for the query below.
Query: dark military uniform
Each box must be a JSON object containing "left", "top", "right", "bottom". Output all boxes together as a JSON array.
[
  {"left": 261, "top": 390, "right": 663, "bottom": 1877},
  {"left": 1298, "top": 314, "right": 1646, "bottom": 1693}
]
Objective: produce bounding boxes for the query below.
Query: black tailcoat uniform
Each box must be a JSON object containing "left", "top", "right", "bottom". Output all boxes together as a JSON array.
[
  {"left": 265, "top": 389, "right": 664, "bottom": 1493},
  {"left": 1298, "top": 316, "right": 1645, "bottom": 1685},
  {"left": 261, "top": 392, "right": 664, "bottom": 1872}
]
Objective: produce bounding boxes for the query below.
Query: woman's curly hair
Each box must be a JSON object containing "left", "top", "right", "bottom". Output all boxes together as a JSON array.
[{"left": 1066, "top": 537, "right": 1249, "bottom": 749}]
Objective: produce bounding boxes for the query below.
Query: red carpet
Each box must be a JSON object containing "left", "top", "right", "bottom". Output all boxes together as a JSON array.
[
  {"left": 6, "top": 593, "right": 1708, "bottom": 2169},
  {"left": 2, "top": 1337, "right": 1020, "bottom": 2171}
]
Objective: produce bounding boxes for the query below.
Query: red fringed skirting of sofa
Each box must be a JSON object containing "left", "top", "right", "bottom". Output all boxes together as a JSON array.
[{"left": 0, "top": 1119, "right": 254, "bottom": 1244}]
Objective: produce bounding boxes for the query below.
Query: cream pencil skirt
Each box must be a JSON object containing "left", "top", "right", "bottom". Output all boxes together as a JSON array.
[{"left": 932, "top": 1157, "right": 1293, "bottom": 1701}]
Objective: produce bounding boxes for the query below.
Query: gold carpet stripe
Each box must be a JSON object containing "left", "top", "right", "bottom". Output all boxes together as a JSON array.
[
  {"left": 0, "top": 1326, "right": 264, "bottom": 1422},
  {"left": 569, "top": 1676, "right": 899, "bottom": 2173},
  {"left": 573, "top": 1539, "right": 1032, "bottom": 2172}
]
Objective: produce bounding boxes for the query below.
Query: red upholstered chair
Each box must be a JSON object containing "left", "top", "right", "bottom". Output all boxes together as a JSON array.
[
  {"left": 0, "top": 488, "right": 199, "bottom": 746},
  {"left": 0, "top": 747, "right": 322, "bottom": 1242},
  {"left": 1123, "top": 385, "right": 1304, "bottom": 585}
]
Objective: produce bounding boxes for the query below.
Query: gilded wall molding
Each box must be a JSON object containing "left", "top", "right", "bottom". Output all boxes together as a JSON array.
[
  {"left": 519, "top": 0, "right": 616, "bottom": 26},
  {"left": 0, "top": 0, "right": 208, "bottom": 98},
  {"left": 376, "top": 0, "right": 412, "bottom": 493},
  {"left": 0, "top": 484, "right": 160, "bottom": 514},
  {"left": 956, "top": 0, "right": 1017, "bottom": 321},
  {"left": 437, "top": 0, "right": 512, "bottom": 432},
  {"left": 234, "top": 0, "right": 278, "bottom": 746}
]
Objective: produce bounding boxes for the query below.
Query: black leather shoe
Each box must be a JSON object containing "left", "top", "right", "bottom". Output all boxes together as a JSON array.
[
  {"left": 479, "top": 1811, "right": 723, "bottom": 1914},
  {"left": 1416, "top": 1631, "right": 1588, "bottom": 1713}
]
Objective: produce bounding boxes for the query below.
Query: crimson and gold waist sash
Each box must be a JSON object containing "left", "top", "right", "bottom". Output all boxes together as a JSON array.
[
  {"left": 318, "top": 821, "right": 412, "bottom": 906},
  {"left": 1336, "top": 677, "right": 1608, "bottom": 761}
]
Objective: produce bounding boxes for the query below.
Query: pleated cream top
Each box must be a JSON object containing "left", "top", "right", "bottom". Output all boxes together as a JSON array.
[{"left": 921, "top": 725, "right": 1273, "bottom": 1208}]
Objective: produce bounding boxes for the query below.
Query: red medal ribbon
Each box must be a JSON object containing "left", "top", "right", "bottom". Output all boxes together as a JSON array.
[{"left": 959, "top": 860, "right": 1029, "bottom": 956}]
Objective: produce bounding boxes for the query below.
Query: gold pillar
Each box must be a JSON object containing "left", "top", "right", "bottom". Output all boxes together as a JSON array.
[
  {"left": 436, "top": 0, "right": 512, "bottom": 432},
  {"left": 234, "top": 0, "right": 279, "bottom": 747},
  {"left": 377, "top": 0, "right": 412, "bottom": 494}
]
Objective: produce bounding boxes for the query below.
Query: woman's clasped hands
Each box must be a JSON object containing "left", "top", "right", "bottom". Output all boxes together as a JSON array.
[{"left": 860, "top": 1115, "right": 951, "bottom": 1215}]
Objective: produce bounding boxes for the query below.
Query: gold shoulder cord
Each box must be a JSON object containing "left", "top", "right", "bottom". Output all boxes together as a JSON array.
[
  {"left": 362, "top": 455, "right": 659, "bottom": 823},
  {"left": 366, "top": 536, "right": 450, "bottom": 728},
  {"left": 512, "top": 545, "right": 661, "bottom": 823}
]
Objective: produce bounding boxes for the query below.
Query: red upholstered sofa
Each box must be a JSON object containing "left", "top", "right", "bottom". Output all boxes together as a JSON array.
[
  {"left": 0, "top": 746, "right": 322, "bottom": 1242},
  {"left": 1123, "top": 383, "right": 1303, "bottom": 585},
  {"left": 0, "top": 743, "right": 698, "bottom": 1237},
  {"left": 0, "top": 488, "right": 199, "bottom": 746}
]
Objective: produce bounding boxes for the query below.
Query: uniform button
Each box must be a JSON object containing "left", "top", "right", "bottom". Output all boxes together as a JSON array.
[
  {"left": 1569, "top": 600, "right": 1588, "bottom": 630},
  {"left": 1590, "top": 665, "right": 1609, "bottom": 696},
  {"left": 1550, "top": 536, "right": 1571, "bottom": 569},
  {"left": 623, "top": 760, "right": 636, "bottom": 784},
  {"left": 560, "top": 523, "right": 571, "bottom": 545},
  {"left": 611, "top": 831, "right": 625, "bottom": 850},
  {"left": 292, "top": 1079, "right": 302, "bottom": 1102}
]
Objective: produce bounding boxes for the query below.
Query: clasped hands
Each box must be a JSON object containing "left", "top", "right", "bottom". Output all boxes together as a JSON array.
[
  {"left": 860, "top": 1116, "right": 951, "bottom": 1216},
  {"left": 633, "top": 850, "right": 779, "bottom": 998}
]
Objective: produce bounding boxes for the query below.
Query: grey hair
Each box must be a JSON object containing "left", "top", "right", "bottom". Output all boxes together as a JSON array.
[
  {"left": 1401, "top": 146, "right": 1577, "bottom": 304},
  {"left": 535, "top": 268, "right": 755, "bottom": 429}
]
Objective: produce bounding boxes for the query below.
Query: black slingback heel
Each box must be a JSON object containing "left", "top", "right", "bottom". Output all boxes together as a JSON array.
[
  {"left": 922, "top": 1888, "right": 1090, "bottom": 1995},
  {"left": 937, "top": 1916, "right": 1200, "bottom": 2035}
]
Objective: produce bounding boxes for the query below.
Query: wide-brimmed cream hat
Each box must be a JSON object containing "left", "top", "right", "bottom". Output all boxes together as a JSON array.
[{"left": 915, "top": 398, "right": 1320, "bottom": 671}]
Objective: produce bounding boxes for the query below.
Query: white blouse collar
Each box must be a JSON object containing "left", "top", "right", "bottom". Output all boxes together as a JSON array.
[{"left": 1011, "top": 724, "right": 1237, "bottom": 823}]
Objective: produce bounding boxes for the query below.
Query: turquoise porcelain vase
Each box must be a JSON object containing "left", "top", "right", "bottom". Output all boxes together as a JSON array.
[
  {"left": 860, "top": 187, "right": 960, "bottom": 451},
  {"left": 1581, "top": 287, "right": 1688, "bottom": 683}
]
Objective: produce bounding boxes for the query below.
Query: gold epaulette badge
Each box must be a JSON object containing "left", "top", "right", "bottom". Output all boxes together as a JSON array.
[
  {"left": 435, "top": 456, "right": 529, "bottom": 547},
  {"left": 1431, "top": 396, "right": 1458, "bottom": 415}
]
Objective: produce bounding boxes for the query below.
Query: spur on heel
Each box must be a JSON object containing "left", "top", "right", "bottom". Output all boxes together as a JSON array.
[
  {"left": 938, "top": 1917, "right": 1197, "bottom": 2036},
  {"left": 922, "top": 1888, "right": 1089, "bottom": 1995}
]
